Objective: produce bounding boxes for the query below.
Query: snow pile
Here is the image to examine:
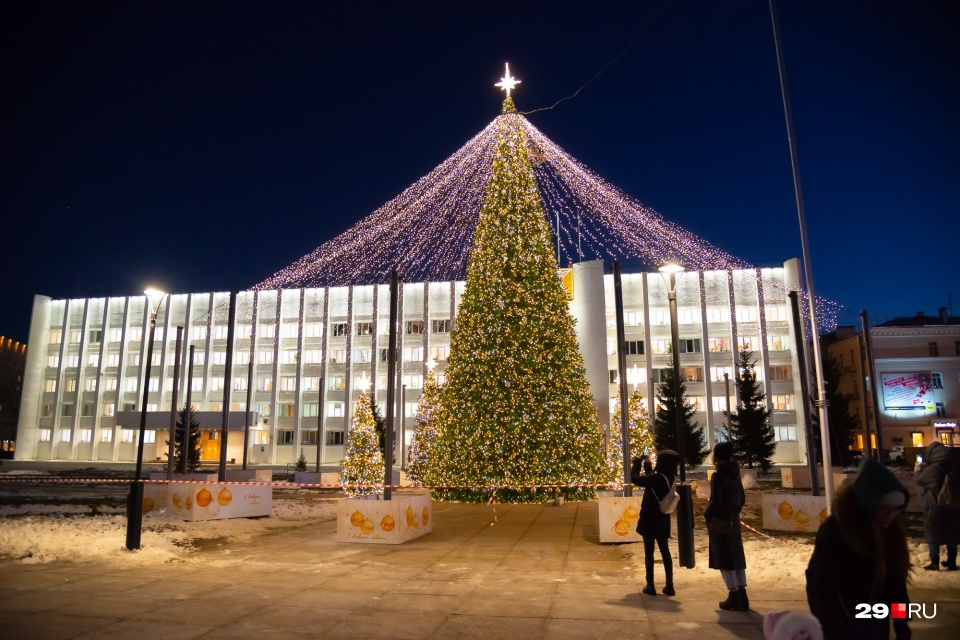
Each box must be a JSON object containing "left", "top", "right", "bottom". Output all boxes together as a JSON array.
[{"left": 0, "top": 496, "right": 338, "bottom": 565}]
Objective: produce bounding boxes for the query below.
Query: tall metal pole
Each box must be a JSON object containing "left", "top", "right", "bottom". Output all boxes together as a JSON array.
[
  {"left": 383, "top": 269, "right": 399, "bottom": 500},
  {"left": 218, "top": 292, "right": 237, "bottom": 481},
  {"left": 126, "top": 293, "right": 165, "bottom": 551},
  {"left": 180, "top": 346, "right": 195, "bottom": 475},
  {"left": 790, "top": 291, "right": 819, "bottom": 496},
  {"left": 666, "top": 272, "right": 695, "bottom": 568},
  {"left": 242, "top": 292, "right": 257, "bottom": 469},
  {"left": 612, "top": 262, "right": 632, "bottom": 496},
  {"left": 723, "top": 372, "right": 731, "bottom": 419},
  {"left": 858, "top": 311, "right": 875, "bottom": 459},
  {"left": 315, "top": 376, "right": 325, "bottom": 473},
  {"left": 861, "top": 310, "right": 884, "bottom": 457},
  {"left": 166, "top": 326, "right": 183, "bottom": 481},
  {"left": 401, "top": 384, "right": 407, "bottom": 471},
  {"left": 769, "top": 0, "right": 834, "bottom": 509}
]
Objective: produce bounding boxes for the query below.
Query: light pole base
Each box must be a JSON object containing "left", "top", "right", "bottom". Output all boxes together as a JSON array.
[
  {"left": 125, "top": 482, "right": 144, "bottom": 550},
  {"left": 677, "top": 484, "right": 695, "bottom": 568}
]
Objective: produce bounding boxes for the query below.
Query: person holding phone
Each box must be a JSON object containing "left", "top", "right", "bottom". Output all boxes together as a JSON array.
[{"left": 631, "top": 450, "right": 680, "bottom": 596}]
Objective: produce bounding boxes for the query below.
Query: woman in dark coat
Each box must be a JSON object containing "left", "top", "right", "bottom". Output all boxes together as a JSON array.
[
  {"left": 631, "top": 449, "right": 679, "bottom": 596},
  {"left": 914, "top": 441, "right": 960, "bottom": 570},
  {"left": 704, "top": 441, "right": 748, "bottom": 611},
  {"left": 806, "top": 458, "right": 912, "bottom": 640}
]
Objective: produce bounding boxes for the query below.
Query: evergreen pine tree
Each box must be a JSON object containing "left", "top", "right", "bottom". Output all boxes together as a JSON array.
[
  {"left": 425, "top": 97, "right": 612, "bottom": 502},
  {"left": 340, "top": 394, "right": 385, "bottom": 497},
  {"left": 294, "top": 448, "right": 308, "bottom": 472},
  {"left": 369, "top": 395, "right": 388, "bottom": 455},
  {"left": 728, "top": 350, "right": 776, "bottom": 472},
  {"left": 609, "top": 387, "right": 655, "bottom": 480},
  {"left": 407, "top": 365, "right": 441, "bottom": 485},
  {"left": 653, "top": 357, "right": 709, "bottom": 471},
  {"left": 169, "top": 406, "right": 202, "bottom": 473}
]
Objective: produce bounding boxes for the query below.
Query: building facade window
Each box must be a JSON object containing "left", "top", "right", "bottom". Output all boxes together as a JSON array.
[
  {"left": 277, "top": 430, "right": 294, "bottom": 445},
  {"left": 356, "top": 322, "right": 373, "bottom": 336},
  {"left": 775, "top": 426, "right": 798, "bottom": 442},
  {"left": 769, "top": 365, "right": 792, "bottom": 381},
  {"left": 326, "top": 431, "right": 344, "bottom": 446},
  {"left": 624, "top": 340, "right": 644, "bottom": 355},
  {"left": 406, "top": 321, "right": 425, "bottom": 335},
  {"left": 331, "top": 323, "right": 348, "bottom": 337},
  {"left": 932, "top": 373, "right": 944, "bottom": 389},
  {"left": 929, "top": 341, "right": 939, "bottom": 357},
  {"left": 771, "top": 395, "right": 794, "bottom": 411},
  {"left": 936, "top": 402, "right": 947, "bottom": 418},
  {"left": 432, "top": 319, "right": 451, "bottom": 333}
]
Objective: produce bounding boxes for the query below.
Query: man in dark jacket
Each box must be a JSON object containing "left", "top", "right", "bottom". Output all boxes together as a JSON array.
[
  {"left": 806, "top": 458, "right": 912, "bottom": 639},
  {"left": 914, "top": 441, "right": 960, "bottom": 570}
]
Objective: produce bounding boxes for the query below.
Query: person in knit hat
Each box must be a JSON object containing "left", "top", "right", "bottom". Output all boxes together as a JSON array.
[
  {"left": 704, "top": 440, "right": 749, "bottom": 611},
  {"left": 806, "top": 458, "right": 912, "bottom": 639}
]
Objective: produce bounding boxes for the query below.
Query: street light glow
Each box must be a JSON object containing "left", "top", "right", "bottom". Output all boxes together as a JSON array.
[{"left": 657, "top": 262, "right": 685, "bottom": 275}]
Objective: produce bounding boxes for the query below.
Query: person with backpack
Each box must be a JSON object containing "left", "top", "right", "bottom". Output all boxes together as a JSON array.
[
  {"left": 914, "top": 441, "right": 960, "bottom": 571},
  {"left": 806, "top": 458, "right": 912, "bottom": 639},
  {"left": 705, "top": 440, "right": 749, "bottom": 611},
  {"left": 630, "top": 449, "right": 680, "bottom": 596}
]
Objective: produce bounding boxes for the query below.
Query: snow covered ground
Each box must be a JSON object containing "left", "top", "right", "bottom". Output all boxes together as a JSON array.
[{"left": 0, "top": 468, "right": 956, "bottom": 592}]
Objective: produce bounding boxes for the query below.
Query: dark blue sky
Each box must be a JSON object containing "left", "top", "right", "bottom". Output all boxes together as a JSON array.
[{"left": 2, "top": 1, "right": 958, "bottom": 343}]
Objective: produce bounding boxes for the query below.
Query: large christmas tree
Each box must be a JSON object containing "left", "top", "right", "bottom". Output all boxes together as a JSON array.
[
  {"left": 728, "top": 350, "right": 776, "bottom": 472},
  {"left": 340, "top": 394, "right": 385, "bottom": 497},
  {"left": 425, "top": 96, "right": 612, "bottom": 503}
]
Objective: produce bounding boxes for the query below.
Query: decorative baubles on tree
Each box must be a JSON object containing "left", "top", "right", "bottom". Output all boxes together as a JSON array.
[{"left": 340, "top": 394, "right": 385, "bottom": 497}]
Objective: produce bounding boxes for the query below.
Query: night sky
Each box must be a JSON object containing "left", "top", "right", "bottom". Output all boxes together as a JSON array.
[{"left": 2, "top": 1, "right": 957, "bottom": 344}]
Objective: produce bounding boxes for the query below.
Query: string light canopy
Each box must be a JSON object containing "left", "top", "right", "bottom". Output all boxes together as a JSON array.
[{"left": 251, "top": 65, "right": 839, "bottom": 327}]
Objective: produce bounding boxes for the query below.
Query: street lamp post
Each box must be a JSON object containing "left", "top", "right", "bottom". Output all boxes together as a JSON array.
[
  {"left": 126, "top": 287, "right": 167, "bottom": 551},
  {"left": 659, "top": 263, "right": 695, "bottom": 569}
]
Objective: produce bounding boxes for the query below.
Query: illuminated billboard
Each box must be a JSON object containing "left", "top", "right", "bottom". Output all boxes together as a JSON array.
[{"left": 881, "top": 372, "right": 936, "bottom": 411}]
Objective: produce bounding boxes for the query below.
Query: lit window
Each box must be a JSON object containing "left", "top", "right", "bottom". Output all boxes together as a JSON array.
[
  {"left": 103, "top": 403, "right": 115, "bottom": 417},
  {"left": 192, "top": 326, "right": 207, "bottom": 340},
  {"left": 328, "top": 402, "right": 344, "bottom": 417},
  {"left": 430, "top": 345, "right": 450, "bottom": 361},
  {"left": 65, "top": 355, "right": 79, "bottom": 368},
  {"left": 129, "top": 328, "right": 143, "bottom": 341},
  {"left": 302, "top": 376, "right": 320, "bottom": 391},
  {"left": 302, "top": 349, "right": 322, "bottom": 364},
  {"left": 354, "top": 348, "right": 371, "bottom": 363},
  {"left": 64, "top": 379, "right": 77, "bottom": 392},
  {"left": 60, "top": 429, "right": 72, "bottom": 441},
  {"left": 330, "top": 376, "right": 346, "bottom": 391},
  {"left": 109, "top": 329, "right": 123, "bottom": 342},
  {"left": 148, "top": 378, "right": 159, "bottom": 392},
  {"left": 768, "top": 335, "right": 789, "bottom": 351},
  {"left": 212, "top": 351, "right": 227, "bottom": 365},
  {"left": 44, "top": 379, "right": 57, "bottom": 393},
  {"left": 191, "top": 378, "right": 203, "bottom": 392},
  {"left": 214, "top": 325, "right": 230, "bottom": 339},
  {"left": 710, "top": 366, "right": 732, "bottom": 381},
  {"left": 771, "top": 395, "right": 794, "bottom": 411},
  {"left": 766, "top": 305, "right": 789, "bottom": 322},
  {"left": 258, "top": 377, "right": 271, "bottom": 392},
  {"left": 254, "top": 431, "right": 270, "bottom": 445},
  {"left": 211, "top": 377, "right": 224, "bottom": 391},
  {"left": 651, "top": 339, "right": 670, "bottom": 355},
  {"left": 50, "top": 330, "right": 62, "bottom": 344},
  {"left": 405, "top": 402, "right": 417, "bottom": 417},
  {"left": 71, "top": 330, "right": 82, "bottom": 343},
  {"left": 281, "top": 323, "right": 298, "bottom": 338},
  {"left": 281, "top": 377, "right": 297, "bottom": 392},
  {"left": 79, "top": 428, "right": 93, "bottom": 443},
  {"left": 708, "top": 338, "right": 730, "bottom": 352},
  {"left": 737, "top": 336, "right": 756, "bottom": 352},
  {"left": 105, "top": 354, "right": 120, "bottom": 367},
  {"left": 88, "top": 354, "right": 100, "bottom": 367},
  {"left": 234, "top": 351, "right": 250, "bottom": 365},
  {"left": 303, "top": 403, "right": 319, "bottom": 418},
  {"left": 432, "top": 319, "right": 451, "bottom": 333},
  {"left": 301, "top": 430, "right": 318, "bottom": 445},
  {"left": 736, "top": 307, "right": 757, "bottom": 322},
  {"left": 41, "top": 404, "right": 53, "bottom": 417},
  {"left": 402, "top": 374, "right": 423, "bottom": 389},
  {"left": 143, "top": 431, "right": 156, "bottom": 444},
  {"left": 258, "top": 351, "right": 274, "bottom": 365},
  {"left": 356, "top": 322, "right": 373, "bottom": 336},
  {"left": 651, "top": 310, "right": 670, "bottom": 325},
  {"left": 260, "top": 324, "right": 276, "bottom": 339},
  {"left": 234, "top": 377, "right": 248, "bottom": 391},
  {"left": 624, "top": 312, "right": 643, "bottom": 327},
  {"left": 280, "top": 350, "right": 297, "bottom": 365},
  {"left": 769, "top": 365, "right": 792, "bottom": 381},
  {"left": 304, "top": 322, "right": 323, "bottom": 338},
  {"left": 706, "top": 307, "right": 729, "bottom": 323},
  {"left": 330, "top": 349, "right": 346, "bottom": 364},
  {"left": 100, "top": 430, "right": 113, "bottom": 443},
  {"left": 48, "top": 355, "right": 60, "bottom": 367},
  {"left": 126, "top": 378, "right": 138, "bottom": 392},
  {"left": 774, "top": 426, "right": 798, "bottom": 442},
  {"left": 39, "top": 429, "right": 52, "bottom": 442}
]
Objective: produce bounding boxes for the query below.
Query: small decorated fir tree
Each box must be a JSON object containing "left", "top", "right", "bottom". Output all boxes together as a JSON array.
[
  {"left": 294, "top": 448, "right": 308, "bottom": 472},
  {"left": 728, "top": 350, "right": 776, "bottom": 472},
  {"left": 407, "top": 364, "right": 442, "bottom": 485},
  {"left": 609, "top": 387, "right": 655, "bottom": 481},
  {"left": 340, "top": 394, "right": 385, "bottom": 497},
  {"left": 654, "top": 357, "right": 709, "bottom": 471}
]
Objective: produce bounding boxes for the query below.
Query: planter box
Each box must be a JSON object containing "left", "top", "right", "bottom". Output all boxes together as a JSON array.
[
  {"left": 780, "top": 466, "right": 842, "bottom": 489},
  {"left": 597, "top": 494, "right": 644, "bottom": 543},
  {"left": 225, "top": 469, "right": 272, "bottom": 482},
  {"left": 294, "top": 471, "right": 341, "bottom": 486},
  {"left": 143, "top": 481, "right": 272, "bottom": 521},
  {"left": 336, "top": 493, "right": 432, "bottom": 544},
  {"left": 704, "top": 468, "right": 759, "bottom": 489},
  {"left": 762, "top": 492, "right": 827, "bottom": 533}
]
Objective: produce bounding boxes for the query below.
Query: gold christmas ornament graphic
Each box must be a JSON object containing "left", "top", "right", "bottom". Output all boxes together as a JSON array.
[
  {"left": 350, "top": 511, "right": 365, "bottom": 527},
  {"left": 422, "top": 507, "right": 429, "bottom": 526},
  {"left": 613, "top": 518, "right": 630, "bottom": 536},
  {"left": 361, "top": 518, "right": 375, "bottom": 535},
  {"left": 142, "top": 497, "right": 155, "bottom": 513},
  {"left": 793, "top": 510, "right": 810, "bottom": 526},
  {"left": 380, "top": 515, "right": 396, "bottom": 532},
  {"left": 217, "top": 488, "right": 233, "bottom": 506},
  {"left": 777, "top": 501, "right": 794, "bottom": 521},
  {"left": 196, "top": 488, "right": 213, "bottom": 507},
  {"left": 819, "top": 508, "right": 828, "bottom": 524},
  {"left": 172, "top": 492, "right": 183, "bottom": 509},
  {"left": 623, "top": 506, "right": 639, "bottom": 523},
  {"left": 185, "top": 495, "right": 193, "bottom": 510}
]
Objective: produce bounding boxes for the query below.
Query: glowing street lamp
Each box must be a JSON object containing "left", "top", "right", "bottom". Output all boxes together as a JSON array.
[
  {"left": 658, "top": 262, "right": 695, "bottom": 569},
  {"left": 126, "top": 287, "right": 167, "bottom": 551}
]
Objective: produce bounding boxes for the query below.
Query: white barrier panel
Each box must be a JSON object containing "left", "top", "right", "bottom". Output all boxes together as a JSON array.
[
  {"left": 336, "top": 493, "right": 432, "bottom": 544},
  {"left": 781, "top": 466, "right": 842, "bottom": 489},
  {"left": 225, "top": 469, "right": 272, "bottom": 482},
  {"left": 597, "top": 494, "right": 644, "bottom": 543},
  {"left": 762, "top": 492, "right": 828, "bottom": 533},
  {"left": 143, "top": 482, "right": 272, "bottom": 521}
]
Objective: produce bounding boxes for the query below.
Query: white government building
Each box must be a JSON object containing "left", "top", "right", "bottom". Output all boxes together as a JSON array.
[{"left": 16, "top": 259, "right": 812, "bottom": 467}]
